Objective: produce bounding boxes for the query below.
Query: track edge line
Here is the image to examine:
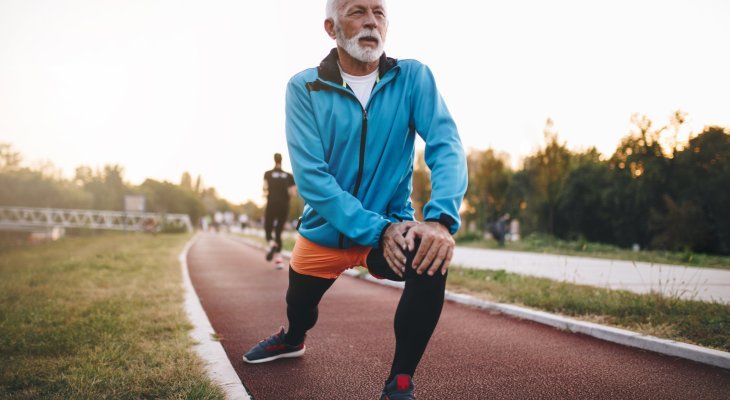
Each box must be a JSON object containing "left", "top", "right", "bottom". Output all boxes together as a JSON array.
[{"left": 180, "top": 234, "right": 253, "bottom": 400}]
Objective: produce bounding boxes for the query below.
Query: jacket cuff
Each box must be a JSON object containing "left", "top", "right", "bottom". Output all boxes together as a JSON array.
[{"left": 425, "top": 213, "right": 456, "bottom": 233}]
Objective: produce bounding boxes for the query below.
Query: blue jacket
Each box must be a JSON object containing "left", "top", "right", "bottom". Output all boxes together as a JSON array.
[{"left": 286, "top": 49, "right": 467, "bottom": 249}]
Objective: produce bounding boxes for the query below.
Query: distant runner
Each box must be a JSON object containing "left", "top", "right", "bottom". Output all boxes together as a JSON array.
[
  {"left": 263, "top": 153, "right": 296, "bottom": 269},
  {"left": 243, "top": 1, "right": 467, "bottom": 399}
]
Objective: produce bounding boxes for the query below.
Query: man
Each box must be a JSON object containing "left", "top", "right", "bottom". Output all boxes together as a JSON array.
[
  {"left": 263, "top": 153, "right": 296, "bottom": 269},
  {"left": 243, "top": 1, "right": 467, "bottom": 398}
]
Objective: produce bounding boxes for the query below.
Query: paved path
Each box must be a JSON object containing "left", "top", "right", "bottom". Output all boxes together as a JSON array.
[
  {"left": 187, "top": 233, "right": 729, "bottom": 399},
  {"left": 452, "top": 247, "right": 730, "bottom": 303}
]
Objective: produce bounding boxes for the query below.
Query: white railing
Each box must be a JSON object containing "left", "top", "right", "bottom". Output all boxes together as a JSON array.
[{"left": 0, "top": 206, "right": 192, "bottom": 232}]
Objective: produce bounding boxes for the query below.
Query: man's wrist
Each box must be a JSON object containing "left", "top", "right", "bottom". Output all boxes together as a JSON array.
[{"left": 378, "top": 222, "right": 392, "bottom": 249}]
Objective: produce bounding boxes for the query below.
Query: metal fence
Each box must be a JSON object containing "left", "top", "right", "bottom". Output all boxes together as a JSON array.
[{"left": 0, "top": 206, "right": 192, "bottom": 232}]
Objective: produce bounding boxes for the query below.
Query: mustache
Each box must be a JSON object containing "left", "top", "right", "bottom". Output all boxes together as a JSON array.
[{"left": 355, "top": 28, "right": 382, "bottom": 42}]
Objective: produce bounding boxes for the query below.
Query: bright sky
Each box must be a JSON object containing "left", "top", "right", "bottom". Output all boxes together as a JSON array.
[{"left": 1, "top": 0, "right": 729, "bottom": 204}]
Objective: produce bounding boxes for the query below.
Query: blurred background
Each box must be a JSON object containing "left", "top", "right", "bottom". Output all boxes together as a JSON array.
[{"left": 1, "top": 0, "right": 729, "bottom": 255}]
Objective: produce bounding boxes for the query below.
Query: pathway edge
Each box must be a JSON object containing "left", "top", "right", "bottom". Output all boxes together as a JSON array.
[{"left": 180, "top": 235, "right": 252, "bottom": 400}]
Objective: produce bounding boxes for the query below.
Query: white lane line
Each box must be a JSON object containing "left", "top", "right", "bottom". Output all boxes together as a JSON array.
[{"left": 180, "top": 235, "right": 251, "bottom": 400}]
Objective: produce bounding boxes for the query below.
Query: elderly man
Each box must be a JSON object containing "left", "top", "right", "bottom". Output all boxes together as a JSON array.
[{"left": 243, "top": 0, "right": 467, "bottom": 398}]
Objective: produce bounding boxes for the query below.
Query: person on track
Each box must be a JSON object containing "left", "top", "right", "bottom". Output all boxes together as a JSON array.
[
  {"left": 243, "top": 1, "right": 467, "bottom": 398},
  {"left": 263, "top": 153, "right": 296, "bottom": 269}
]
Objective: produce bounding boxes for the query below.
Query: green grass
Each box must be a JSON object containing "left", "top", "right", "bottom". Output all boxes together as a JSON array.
[
  {"left": 447, "top": 266, "right": 730, "bottom": 351},
  {"left": 0, "top": 232, "right": 225, "bottom": 400},
  {"left": 456, "top": 232, "right": 730, "bottom": 270}
]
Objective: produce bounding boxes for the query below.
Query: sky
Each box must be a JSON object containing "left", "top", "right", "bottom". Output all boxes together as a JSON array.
[{"left": 1, "top": 0, "right": 729, "bottom": 204}]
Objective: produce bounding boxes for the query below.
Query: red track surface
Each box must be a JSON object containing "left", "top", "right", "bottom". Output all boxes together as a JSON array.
[{"left": 187, "top": 234, "right": 730, "bottom": 400}]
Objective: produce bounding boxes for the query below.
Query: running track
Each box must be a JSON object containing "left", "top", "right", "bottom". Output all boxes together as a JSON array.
[{"left": 186, "top": 233, "right": 729, "bottom": 399}]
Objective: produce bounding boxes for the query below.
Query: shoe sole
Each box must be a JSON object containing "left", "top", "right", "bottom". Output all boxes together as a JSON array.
[{"left": 243, "top": 346, "right": 306, "bottom": 364}]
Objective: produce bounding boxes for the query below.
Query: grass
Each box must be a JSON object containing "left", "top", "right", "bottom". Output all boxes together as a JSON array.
[
  {"left": 446, "top": 266, "right": 730, "bottom": 351},
  {"left": 0, "top": 232, "right": 224, "bottom": 400},
  {"left": 456, "top": 232, "right": 730, "bottom": 270}
]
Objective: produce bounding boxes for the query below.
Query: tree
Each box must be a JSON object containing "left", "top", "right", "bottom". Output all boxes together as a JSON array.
[
  {"left": 668, "top": 126, "right": 730, "bottom": 253},
  {"left": 522, "top": 119, "right": 573, "bottom": 235},
  {"left": 464, "top": 148, "right": 511, "bottom": 232},
  {"left": 608, "top": 114, "right": 673, "bottom": 247},
  {"left": 180, "top": 172, "right": 193, "bottom": 190},
  {"left": 556, "top": 149, "right": 614, "bottom": 242},
  {"left": 0, "top": 142, "right": 22, "bottom": 172},
  {"left": 411, "top": 151, "right": 431, "bottom": 221}
]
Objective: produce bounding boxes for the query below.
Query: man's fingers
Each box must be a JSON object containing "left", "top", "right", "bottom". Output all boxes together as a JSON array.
[
  {"left": 404, "top": 228, "right": 417, "bottom": 252},
  {"left": 416, "top": 242, "right": 440, "bottom": 274},
  {"left": 383, "top": 253, "right": 403, "bottom": 277},
  {"left": 393, "top": 233, "right": 408, "bottom": 251},
  {"left": 411, "top": 234, "right": 431, "bottom": 268},
  {"left": 388, "top": 239, "right": 406, "bottom": 266},
  {"left": 426, "top": 245, "right": 449, "bottom": 276},
  {"left": 442, "top": 246, "right": 454, "bottom": 275}
]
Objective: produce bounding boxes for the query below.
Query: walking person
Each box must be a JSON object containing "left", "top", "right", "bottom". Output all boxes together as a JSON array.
[
  {"left": 243, "top": 1, "right": 467, "bottom": 398},
  {"left": 263, "top": 153, "right": 297, "bottom": 269}
]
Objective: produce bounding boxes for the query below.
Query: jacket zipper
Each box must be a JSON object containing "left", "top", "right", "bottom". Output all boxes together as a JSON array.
[
  {"left": 317, "top": 75, "right": 397, "bottom": 249},
  {"left": 339, "top": 97, "right": 368, "bottom": 249}
]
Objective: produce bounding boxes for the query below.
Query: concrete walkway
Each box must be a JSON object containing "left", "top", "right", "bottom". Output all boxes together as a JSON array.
[{"left": 451, "top": 246, "right": 730, "bottom": 303}]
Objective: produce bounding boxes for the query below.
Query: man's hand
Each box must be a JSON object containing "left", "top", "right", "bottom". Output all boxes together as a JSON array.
[
  {"left": 404, "top": 221, "right": 455, "bottom": 276},
  {"left": 381, "top": 221, "right": 418, "bottom": 277}
]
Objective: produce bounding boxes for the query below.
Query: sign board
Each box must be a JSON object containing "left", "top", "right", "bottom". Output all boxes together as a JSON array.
[{"left": 124, "top": 195, "right": 146, "bottom": 212}]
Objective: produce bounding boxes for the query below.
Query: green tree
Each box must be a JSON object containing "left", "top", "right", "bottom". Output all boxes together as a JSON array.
[
  {"left": 464, "top": 148, "right": 511, "bottom": 232},
  {"left": 411, "top": 151, "right": 431, "bottom": 221},
  {"left": 555, "top": 148, "right": 614, "bottom": 242},
  {"left": 667, "top": 126, "right": 730, "bottom": 253},
  {"left": 522, "top": 119, "right": 573, "bottom": 235}
]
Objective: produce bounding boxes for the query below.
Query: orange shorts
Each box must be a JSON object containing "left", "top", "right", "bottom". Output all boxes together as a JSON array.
[{"left": 290, "top": 235, "right": 372, "bottom": 279}]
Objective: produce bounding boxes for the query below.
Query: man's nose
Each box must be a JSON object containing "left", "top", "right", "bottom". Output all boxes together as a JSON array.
[{"left": 363, "top": 10, "right": 378, "bottom": 29}]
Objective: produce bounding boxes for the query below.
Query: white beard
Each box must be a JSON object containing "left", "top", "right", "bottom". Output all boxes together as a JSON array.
[{"left": 336, "top": 26, "right": 384, "bottom": 63}]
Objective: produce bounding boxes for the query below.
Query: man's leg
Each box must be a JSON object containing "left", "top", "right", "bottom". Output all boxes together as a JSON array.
[
  {"left": 366, "top": 243, "right": 447, "bottom": 382},
  {"left": 263, "top": 205, "right": 277, "bottom": 261},
  {"left": 273, "top": 205, "right": 288, "bottom": 252},
  {"left": 284, "top": 266, "right": 336, "bottom": 345},
  {"left": 264, "top": 204, "right": 274, "bottom": 243}
]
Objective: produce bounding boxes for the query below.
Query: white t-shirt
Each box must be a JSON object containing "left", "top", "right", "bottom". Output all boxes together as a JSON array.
[{"left": 340, "top": 67, "right": 379, "bottom": 108}]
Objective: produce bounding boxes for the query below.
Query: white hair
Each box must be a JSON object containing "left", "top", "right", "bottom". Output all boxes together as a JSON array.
[{"left": 326, "top": 0, "right": 388, "bottom": 24}]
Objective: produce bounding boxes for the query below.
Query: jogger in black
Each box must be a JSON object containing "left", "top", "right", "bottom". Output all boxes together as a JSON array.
[{"left": 263, "top": 153, "right": 296, "bottom": 267}]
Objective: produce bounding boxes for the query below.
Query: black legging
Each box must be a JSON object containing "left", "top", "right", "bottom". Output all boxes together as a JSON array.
[
  {"left": 264, "top": 202, "right": 288, "bottom": 251},
  {"left": 284, "top": 241, "right": 447, "bottom": 383}
]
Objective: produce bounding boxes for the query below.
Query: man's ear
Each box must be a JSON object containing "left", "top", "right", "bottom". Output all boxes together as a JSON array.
[{"left": 324, "top": 19, "right": 337, "bottom": 39}]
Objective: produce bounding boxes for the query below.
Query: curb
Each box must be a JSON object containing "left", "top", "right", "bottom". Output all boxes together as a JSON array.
[
  {"left": 180, "top": 235, "right": 252, "bottom": 400},
  {"left": 231, "top": 234, "right": 730, "bottom": 370}
]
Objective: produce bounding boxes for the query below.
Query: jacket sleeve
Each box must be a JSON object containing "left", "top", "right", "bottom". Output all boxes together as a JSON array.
[
  {"left": 411, "top": 64, "right": 468, "bottom": 234},
  {"left": 285, "top": 77, "right": 391, "bottom": 247}
]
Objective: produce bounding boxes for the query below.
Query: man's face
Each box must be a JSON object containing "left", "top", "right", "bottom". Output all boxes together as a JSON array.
[{"left": 332, "top": 0, "right": 388, "bottom": 63}]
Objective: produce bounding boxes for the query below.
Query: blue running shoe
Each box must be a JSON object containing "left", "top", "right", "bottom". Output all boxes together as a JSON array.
[
  {"left": 242, "top": 327, "right": 305, "bottom": 364},
  {"left": 380, "top": 374, "right": 415, "bottom": 400}
]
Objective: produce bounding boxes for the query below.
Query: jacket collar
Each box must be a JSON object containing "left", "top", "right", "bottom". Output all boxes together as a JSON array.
[{"left": 317, "top": 48, "right": 397, "bottom": 85}]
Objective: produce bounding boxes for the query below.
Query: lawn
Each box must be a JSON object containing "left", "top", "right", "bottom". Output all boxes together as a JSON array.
[
  {"left": 446, "top": 266, "right": 730, "bottom": 351},
  {"left": 0, "top": 232, "right": 224, "bottom": 400}
]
